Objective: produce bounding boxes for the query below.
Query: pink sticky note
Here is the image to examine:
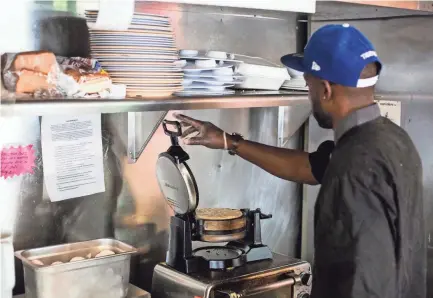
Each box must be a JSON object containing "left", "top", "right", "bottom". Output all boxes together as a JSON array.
[{"left": 1, "top": 145, "right": 36, "bottom": 179}]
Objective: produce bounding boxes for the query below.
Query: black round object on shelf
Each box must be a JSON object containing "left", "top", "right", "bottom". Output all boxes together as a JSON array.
[{"left": 193, "top": 247, "right": 246, "bottom": 270}]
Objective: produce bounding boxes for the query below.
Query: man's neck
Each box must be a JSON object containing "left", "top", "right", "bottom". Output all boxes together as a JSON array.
[
  {"left": 332, "top": 97, "right": 375, "bottom": 129},
  {"left": 332, "top": 101, "right": 380, "bottom": 142}
]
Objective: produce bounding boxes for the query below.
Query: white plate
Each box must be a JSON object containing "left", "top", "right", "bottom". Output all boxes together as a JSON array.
[
  {"left": 103, "top": 64, "right": 181, "bottom": 68},
  {"left": 183, "top": 78, "right": 241, "bottom": 86},
  {"left": 92, "top": 51, "right": 178, "bottom": 56},
  {"left": 89, "top": 32, "right": 174, "bottom": 38},
  {"left": 90, "top": 32, "right": 174, "bottom": 41},
  {"left": 99, "top": 60, "right": 178, "bottom": 64},
  {"left": 90, "top": 41, "right": 175, "bottom": 47},
  {"left": 96, "top": 56, "right": 178, "bottom": 61},
  {"left": 180, "top": 56, "right": 241, "bottom": 64},
  {"left": 175, "top": 90, "right": 236, "bottom": 97},
  {"left": 90, "top": 35, "right": 174, "bottom": 40},
  {"left": 107, "top": 70, "right": 182, "bottom": 75},
  {"left": 182, "top": 83, "right": 230, "bottom": 91},
  {"left": 184, "top": 74, "right": 243, "bottom": 81},
  {"left": 85, "top": 10, "right": 169, "bottom": 20},
  {"left": 87, "top": 21, "right": 172, "bottom": 31},
  {"left": 90, "top": 40, "right": 175, "bottom": 46},
  {"left": 100, "top": 60, "right": 178, "bottom": 64},
  {"left": 86, "top": 17, "right": 170, "bottom": 27},
  {"left": 183, "top": 62, "right": 235, "bottom": 73},
  {"left": 280, "top": 86, "right": 308, "bottom": 91},
  {"left": 282, "top": 82, "right": 307, "bottom": 87}
]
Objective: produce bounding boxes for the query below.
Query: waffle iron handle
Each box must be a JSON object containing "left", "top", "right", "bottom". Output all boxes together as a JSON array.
[
  {"left": 163, "top": 120, "right": 182, "bottom": 146},
  {"left": 217, "top": 275, "right": 297, "bottom": 297}
]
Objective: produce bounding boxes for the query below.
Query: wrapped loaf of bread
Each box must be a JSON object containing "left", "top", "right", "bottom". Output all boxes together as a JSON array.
[
  {"left": 2, "top": 51, "right": 62, "bottom": 95},
  {"left": 15, "top": 70, "right": 55, "bottom": 93},
  {"left": 12, "top": 51, "right": 58, "bottom": 74}
]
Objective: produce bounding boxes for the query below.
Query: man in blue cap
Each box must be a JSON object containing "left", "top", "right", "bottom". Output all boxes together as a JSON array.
[{"left": 175, "top": 24, "right": 425, "bottom": 298}]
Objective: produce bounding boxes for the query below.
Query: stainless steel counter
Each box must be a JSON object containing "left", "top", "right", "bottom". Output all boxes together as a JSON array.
[
  {"left": 13, "top": 284, "right": 150, "bottom": 298},
  {"left": 0, "top": 92, "right": 309, "bottom": 116}
]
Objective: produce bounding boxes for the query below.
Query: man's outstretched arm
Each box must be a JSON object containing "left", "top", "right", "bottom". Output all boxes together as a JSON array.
[{"left": 174, "top": 113, "right": 320, "bottom": 185}]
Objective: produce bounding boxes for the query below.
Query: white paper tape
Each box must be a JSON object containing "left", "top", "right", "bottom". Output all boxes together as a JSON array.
[{"left": 93, "top": 0, "right": 135, "bottom": 31}]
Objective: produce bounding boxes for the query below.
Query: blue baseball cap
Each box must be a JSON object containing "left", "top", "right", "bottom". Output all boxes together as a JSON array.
[{"left": 281, "top": 24, "right": 382, "bottom": 88}]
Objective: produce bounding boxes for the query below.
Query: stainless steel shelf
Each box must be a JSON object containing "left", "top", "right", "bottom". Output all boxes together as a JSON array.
[{"left": 0, "top": 91, "right": 309, "bottom": 116}]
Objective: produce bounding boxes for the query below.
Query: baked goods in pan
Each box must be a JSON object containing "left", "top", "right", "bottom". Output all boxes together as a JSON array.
[{"left": 195, "top": 208, "right": 243, "bottom": 220}]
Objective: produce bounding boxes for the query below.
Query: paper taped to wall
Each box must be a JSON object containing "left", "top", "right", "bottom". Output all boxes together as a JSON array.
[
  {"left": 41, "top": 114, "right": 105, "bottom": 202},
  {"left": 91, "top": 0, "right": 135, "bottom": 31},
  {"left": 1, "top": 145, "right": 36, "bottom": 179},
  {"left": 375, "top": 100, "right": 402, "bottom": 126}
]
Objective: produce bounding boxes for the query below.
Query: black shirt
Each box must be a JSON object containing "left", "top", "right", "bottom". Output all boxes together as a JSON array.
[{"left": 309, "top": 107, "right": 426, "bottom": 298}]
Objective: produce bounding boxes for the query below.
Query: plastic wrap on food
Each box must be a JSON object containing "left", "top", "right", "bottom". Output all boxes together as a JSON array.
[
  {"left": 1, "top": 52, "right": 125, "bottom": 99},
  {"left": 57, "top": 56, "right": 103, "bottom": 73},
  {"left": 1, "top": 51, "right": 78, "bottom": 98},
  {"left": 57, "top": 56, "right": 113, "bottom": 97}
]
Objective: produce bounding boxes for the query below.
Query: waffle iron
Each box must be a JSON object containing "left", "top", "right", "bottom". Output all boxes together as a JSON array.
[{"left": 155, "top": 120, "right": 273, "bottom": 274}]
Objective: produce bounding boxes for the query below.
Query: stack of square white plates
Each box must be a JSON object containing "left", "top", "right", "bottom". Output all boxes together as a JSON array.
[
  {"left": 175, "top": 50, "right": 243, "bottom": 96},
  {"left": 280, "top": 77, "right": 308, "bottom": 91},
  {"left": 280, "top": 67, "right": 308, "bottom": 91},
  {"left": 85, "top": 10, "right": 182, "bottom": 98}
]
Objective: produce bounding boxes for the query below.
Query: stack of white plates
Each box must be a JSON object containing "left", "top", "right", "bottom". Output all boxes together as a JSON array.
[
  {"left": 281, "top": 67, "right": 308, "bottom": 91},
  {"left": 175, "top": 50, "right": 243, "bottom": 96},
  {"left": 280, "top": 78, "right": 308, "bottom": 91},
  {"left": 85, "top": 10, "right": 182, "bottom": 98}
]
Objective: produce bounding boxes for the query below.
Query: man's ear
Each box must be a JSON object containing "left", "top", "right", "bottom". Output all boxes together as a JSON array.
[{"left": 321, "top": 80, "right": 333, "bottom": 102}]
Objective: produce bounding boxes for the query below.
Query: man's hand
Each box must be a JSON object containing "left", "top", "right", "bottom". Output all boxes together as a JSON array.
[{"left": 173, "top": 113, "right": 226, "bottom": 149}]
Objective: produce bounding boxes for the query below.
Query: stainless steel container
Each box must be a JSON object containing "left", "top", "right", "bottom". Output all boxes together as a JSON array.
[{"left": 15, "top": 239, "right": 137, "bottom": 298}]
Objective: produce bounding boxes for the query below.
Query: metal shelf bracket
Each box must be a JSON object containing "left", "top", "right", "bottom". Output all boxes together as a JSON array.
[{"left": 127, "top": 111, "right": 168, "bottom": 164}]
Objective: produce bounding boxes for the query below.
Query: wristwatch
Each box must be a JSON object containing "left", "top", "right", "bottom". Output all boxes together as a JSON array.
[{"left": 228, "top": 133, "right": 244, "bottom": 156}]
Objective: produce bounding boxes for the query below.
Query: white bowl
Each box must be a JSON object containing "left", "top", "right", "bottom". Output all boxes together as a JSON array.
[
  {"left": 286, "top": 67, "right": 304, "bottom": 78},
  {"left": 174, "top": 60, "right": 187, "bottom": 68},
  {"left": 212, "top": 68, "right": 233, "bottom": 76},
  {"left": 206, "top": 51, "right": 227, "bottom": 59},
  {"left": 180, "top": 49, "right": 199, "bottom": 57},
  {"left": 182, "top": 79, "right": 193, "bottom": 86},
  {"left": 195, "top": 59, "right": 217, "bottom": 68}
]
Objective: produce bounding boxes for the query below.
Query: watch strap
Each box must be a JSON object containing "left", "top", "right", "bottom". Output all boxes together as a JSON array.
[{"left": 228, "top": 133, "right": 244, "bottom": 156}]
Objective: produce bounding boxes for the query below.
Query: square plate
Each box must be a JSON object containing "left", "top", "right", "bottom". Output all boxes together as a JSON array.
[{"left": 174, "top": 90, "right": 235, "bottom": 96}]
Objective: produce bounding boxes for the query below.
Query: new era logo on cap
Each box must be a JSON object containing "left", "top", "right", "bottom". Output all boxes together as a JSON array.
[
  {"left": 312, "top": 61, "right": 321, "bottom": 71},
  {"left": 361, "top": 50, "right": 378, "bottom": 60},
  {"left": 281, "top": 24, "right": 382, "bottom": 88}
]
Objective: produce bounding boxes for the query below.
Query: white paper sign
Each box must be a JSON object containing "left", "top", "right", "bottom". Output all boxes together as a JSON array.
[
  {"left": 92, "top": 0, "right": 135, "bottom": 31},
  {"left": 375, "top": 100, "right": 402, "bottom": 126},
  {"left": 41, "top": 114, "right": 105, "bottom": 202}
]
